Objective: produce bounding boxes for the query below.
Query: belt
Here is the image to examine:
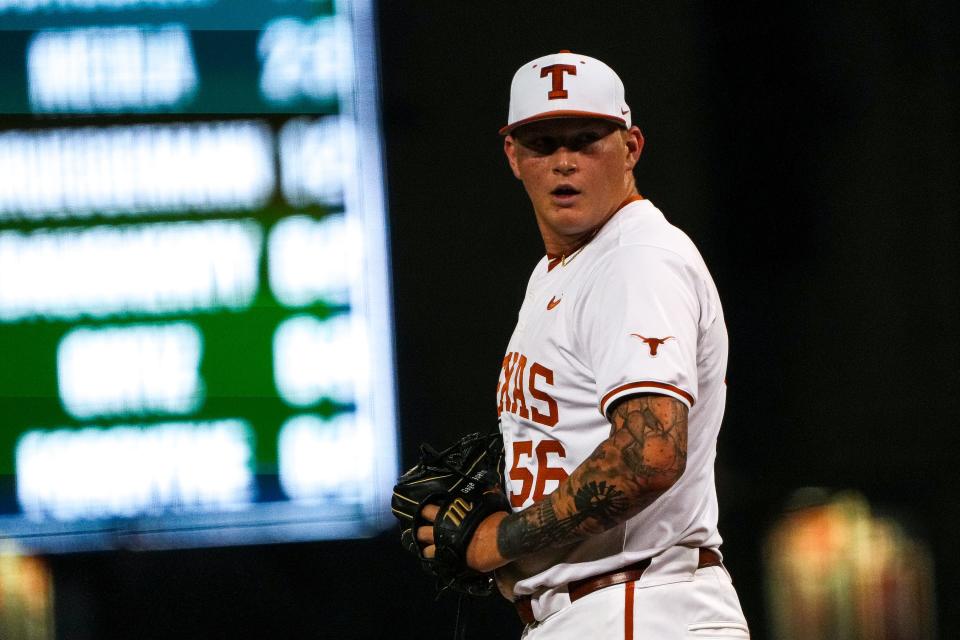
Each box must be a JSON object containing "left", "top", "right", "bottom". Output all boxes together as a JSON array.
[{"left": 513, "top": 548, "right": 722, "bottom": 625}]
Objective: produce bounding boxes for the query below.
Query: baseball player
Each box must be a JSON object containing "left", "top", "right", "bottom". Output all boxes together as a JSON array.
[{"left": 415, "top": 51, "right": 749, "bottom": 638}]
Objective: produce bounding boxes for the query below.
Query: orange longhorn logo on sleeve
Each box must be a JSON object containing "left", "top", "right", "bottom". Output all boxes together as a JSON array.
[{"left": 630, "top": 334, "right": 675, "bottom": 357}]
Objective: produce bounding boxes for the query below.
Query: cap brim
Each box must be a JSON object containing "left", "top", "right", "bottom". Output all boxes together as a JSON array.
[{"left": 499, "top": 110, "right": 627, "bottom": 136}]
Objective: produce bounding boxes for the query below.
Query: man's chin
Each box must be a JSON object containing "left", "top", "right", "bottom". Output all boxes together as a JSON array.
[
  {"left": 546, "top": 204, "right": 595, "bottom": 226},
  {"left": 543, "top": 200, "right": 585, "bottom": 217}
]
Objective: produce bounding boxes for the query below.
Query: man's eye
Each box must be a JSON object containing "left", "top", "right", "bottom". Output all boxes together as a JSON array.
[
  {"left": 519, "top": 130, "right": 604, "bottom": 153},
  {"left": 525, "top": 138, "right": 558, "bottom": 153},
  {"left": 571, "top": 134, "right": 601, "bottom": 150}
]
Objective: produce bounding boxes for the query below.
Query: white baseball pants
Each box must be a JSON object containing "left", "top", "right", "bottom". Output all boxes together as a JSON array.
[{"left": 520, "top": 564, "right": 749, "bottom": 640}]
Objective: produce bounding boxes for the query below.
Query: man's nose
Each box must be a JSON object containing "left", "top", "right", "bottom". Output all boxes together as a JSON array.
[{"left": 552, "top": 148, "right": 577, "bottom": 176}]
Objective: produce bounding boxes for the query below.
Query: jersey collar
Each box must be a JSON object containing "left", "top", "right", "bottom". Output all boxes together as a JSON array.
[{"left": 546, "top": 194, "right": 645, "bottom": 271}]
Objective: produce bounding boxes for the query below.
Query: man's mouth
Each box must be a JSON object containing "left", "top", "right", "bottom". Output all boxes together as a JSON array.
[{"left": 551, "top": 185, "right": 581, "bottom": 198}]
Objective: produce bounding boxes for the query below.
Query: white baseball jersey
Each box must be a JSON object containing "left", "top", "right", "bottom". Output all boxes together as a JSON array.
[{"left": 496, "top": 196, "right": 729, "bottom": 598}]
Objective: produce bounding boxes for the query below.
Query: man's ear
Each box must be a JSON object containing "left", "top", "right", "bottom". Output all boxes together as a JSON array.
[
  {"left": 624, "top": 126, "right": 644, "bottom": 171},
  {"left": 503, "top": 136, "right": 522, "bottom": 179}
]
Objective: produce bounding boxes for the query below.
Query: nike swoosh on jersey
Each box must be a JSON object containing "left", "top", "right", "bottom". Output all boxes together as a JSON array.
[{"left": 547, "top": 296, "right": 562, "bottom": 310}]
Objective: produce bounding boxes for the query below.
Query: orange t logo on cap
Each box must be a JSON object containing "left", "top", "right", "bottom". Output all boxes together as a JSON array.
[{"left": 540, "top": 64, "right": 577, "bottom": 100}]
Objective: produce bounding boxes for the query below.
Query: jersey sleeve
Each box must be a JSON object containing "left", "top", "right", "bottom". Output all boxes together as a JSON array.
[{"left": 574, "top": 244, "right": 701, "bottom": 416}]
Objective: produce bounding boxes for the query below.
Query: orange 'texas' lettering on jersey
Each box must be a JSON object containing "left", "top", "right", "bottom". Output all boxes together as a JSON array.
[
  {"left": 630, "top": 334, "right": 675, "bottom": 357},
  {"left": 540, "top": 64, "right": 576, "bottom": 99},
  {"left": 497, "top": 352, "right": 518, "bottom": 416},
  {"left": 510, "top": 354, "right": 529, "bottom": 419},
  {"left": 528, "top": 362, "right": 559, "bottom": 426},
  {"left": 497, "top": 351, "right": 559, "bottom": 427}
]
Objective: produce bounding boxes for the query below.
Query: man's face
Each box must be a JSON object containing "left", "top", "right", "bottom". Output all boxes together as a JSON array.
[{"left": 504, "top": 118, "right": 644, "bottom": 245}]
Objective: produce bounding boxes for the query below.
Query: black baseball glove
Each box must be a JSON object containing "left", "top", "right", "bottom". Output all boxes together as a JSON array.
[{"left": 391, "top": 431, "right": 510, "bottom": 596}]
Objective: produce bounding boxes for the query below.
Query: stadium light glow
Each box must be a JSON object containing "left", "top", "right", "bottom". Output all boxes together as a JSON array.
[
  {"left": 58, "top": 322, "right": 203, "bottom": 419},
  {"left": 0, "top": 220, "right": 262, "bottom": 321},
  {"left": 268, "top": 214, "right": 360, "bottom": 307},
  {"left": 16, "top": 420, "right": 254, "bottom": 521},
  {"left": 277, "top": 413, "right": 374, "bottom": 502},
  {"left": 272, "top": 313, "right": 369, "bottom": 407},
  {"left": 0, "top": 122, "right": 274, "bottom": 221},
  {"left": 28, "top": 24, "right": 198, "bottom": 113}
]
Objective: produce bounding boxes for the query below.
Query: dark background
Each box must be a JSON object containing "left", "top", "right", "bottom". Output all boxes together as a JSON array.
[{"left": 47, "top": 1, "right": 959, "bottom": 638}]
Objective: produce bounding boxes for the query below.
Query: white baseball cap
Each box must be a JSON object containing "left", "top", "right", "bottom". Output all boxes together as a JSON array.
[{"left": 499, "top": 50, "right": 631, "bottom": 135}]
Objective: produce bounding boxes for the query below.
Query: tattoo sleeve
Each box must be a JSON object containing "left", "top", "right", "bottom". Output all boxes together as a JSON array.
[{"left": 496, "top": 394, "right": 688, "bottom": 560}]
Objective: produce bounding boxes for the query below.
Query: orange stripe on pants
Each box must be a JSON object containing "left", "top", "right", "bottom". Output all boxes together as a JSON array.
[{"left": 624, "top": 581, "right": 635, "bottom": 640}]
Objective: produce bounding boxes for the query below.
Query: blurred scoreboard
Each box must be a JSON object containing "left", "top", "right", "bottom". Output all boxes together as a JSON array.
[{"left": 0, "top": 0, "right": 398, "bottom": 551}]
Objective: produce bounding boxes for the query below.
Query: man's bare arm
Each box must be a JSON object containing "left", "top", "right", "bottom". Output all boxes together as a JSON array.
[{"left": 494, "top": 393, "right": 688, "bottom": 561}]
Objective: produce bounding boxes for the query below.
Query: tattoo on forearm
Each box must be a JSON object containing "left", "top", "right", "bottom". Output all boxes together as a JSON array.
[{"left": 497, "top": 395, "right": 688, "bottom": 560}]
